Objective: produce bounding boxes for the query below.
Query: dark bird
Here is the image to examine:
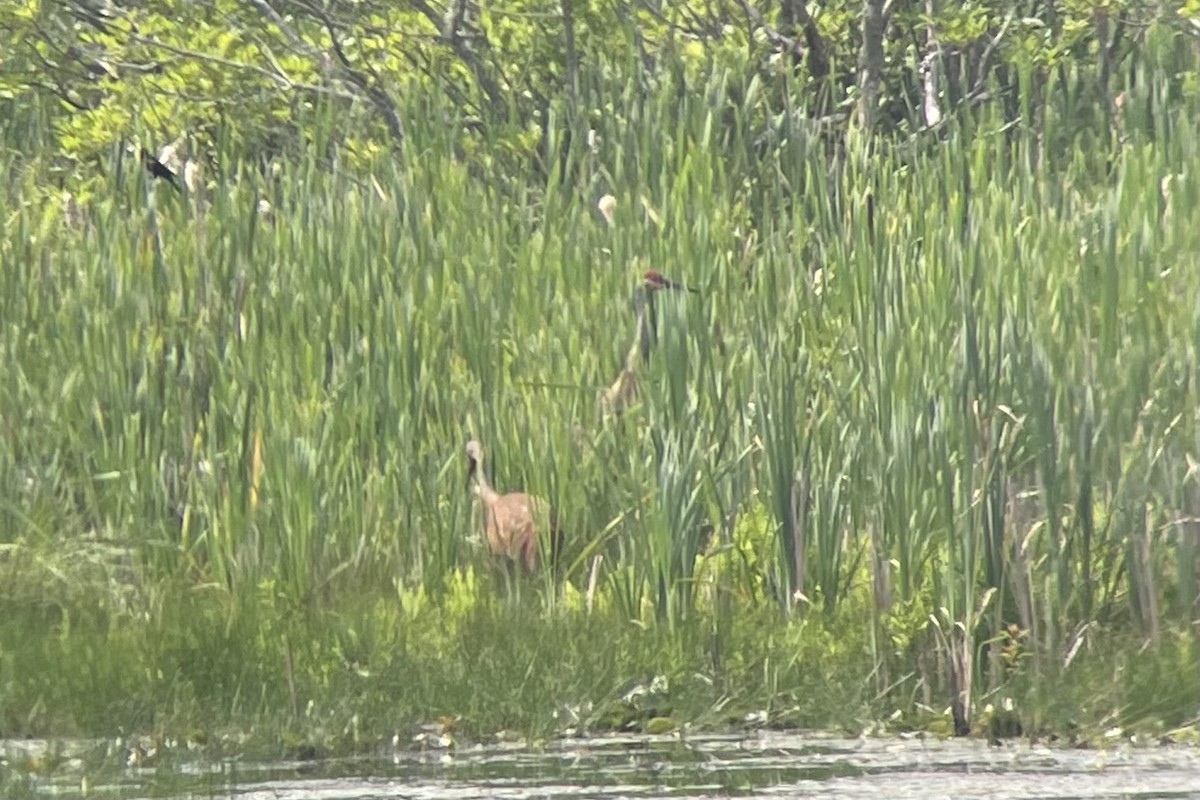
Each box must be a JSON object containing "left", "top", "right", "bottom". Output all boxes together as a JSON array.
[{"left": 141, "top": 148, "right": 182, "bottom": 192}]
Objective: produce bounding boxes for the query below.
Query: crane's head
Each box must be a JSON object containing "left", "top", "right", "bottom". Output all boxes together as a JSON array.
[{"left": 643, "top": 270, "right": 698, "bottom": 294}]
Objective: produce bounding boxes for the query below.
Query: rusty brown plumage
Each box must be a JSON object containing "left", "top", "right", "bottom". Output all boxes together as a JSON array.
[
  {"left": 465, "top": 439, "right": 560, "bottom": 573},
  {"left": 642, "top": 269, "right": 698, "bottom": 294}
]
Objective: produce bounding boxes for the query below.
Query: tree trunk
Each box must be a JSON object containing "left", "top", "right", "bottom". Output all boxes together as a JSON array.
[
  {"left": 562, "top": 0, "right": 580, "bottom": 115},
  {"left": 779, "top": 0, "right": 829, "bottom": 81},
  {"left": 921, "top": 0, "right": 942, "bottom": 126},
  {"left": 857, "top": 0, "right": 887, "bottom": 133}
]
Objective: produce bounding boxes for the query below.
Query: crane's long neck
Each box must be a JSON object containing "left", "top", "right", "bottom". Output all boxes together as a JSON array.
[
  {"left": 470, "top": 460, "right": 500, "bottom": 504},
  {"left": 626, "top": 287, "right": 654, "bottom": 370}
]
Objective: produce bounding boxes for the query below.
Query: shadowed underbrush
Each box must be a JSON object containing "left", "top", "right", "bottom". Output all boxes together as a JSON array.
[{"left": 1, "top": 551, "right": 1196, "bottom": 753}]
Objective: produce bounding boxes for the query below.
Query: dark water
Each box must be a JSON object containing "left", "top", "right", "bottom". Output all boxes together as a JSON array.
[{"left": 5, "top": 732, "right": 1200, "bottom": 799}]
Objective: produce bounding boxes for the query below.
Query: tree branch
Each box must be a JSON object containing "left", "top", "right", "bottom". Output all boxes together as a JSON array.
[
  {"left": 247, "top": 0, "right": 406, "bottom": 145},
  {"left": 406, "top": 0, "right": 506, "bottom": 114},
  {"left": 127, "top": 32, "right": 360, "bottom": 103}
]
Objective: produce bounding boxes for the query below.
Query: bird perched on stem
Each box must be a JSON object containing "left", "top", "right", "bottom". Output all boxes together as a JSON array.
[
  {"left": 141, "top": 147, "right": 182, "bottom": 192},
  {"left": 465, "top": 439, "right": 561, "bottom": 573}
]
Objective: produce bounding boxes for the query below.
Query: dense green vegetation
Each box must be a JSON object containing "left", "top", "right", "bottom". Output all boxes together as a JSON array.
[{"left": 1, "top": 0, "right": 1198, "bottom": 760}]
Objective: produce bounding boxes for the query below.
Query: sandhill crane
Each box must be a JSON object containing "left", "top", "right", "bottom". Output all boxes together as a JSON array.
[
  {"left": 598, "top": 286, "right": 652, "bottom": 419},
  {"left": 642, "top": 269, "right": 698, "bottom": 294},
  {"left": 598, "top": 270, "right": 697, "bottom": 419},
  {"left": 465, "top": 439, "right": 560, "bottom": 573}
]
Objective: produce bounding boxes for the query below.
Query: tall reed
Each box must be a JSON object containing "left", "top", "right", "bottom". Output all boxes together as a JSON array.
[{"left": 1, "top": 36, "right": 1196, "bottom": 732}]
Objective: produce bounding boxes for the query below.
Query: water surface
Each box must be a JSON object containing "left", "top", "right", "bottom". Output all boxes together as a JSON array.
[{"left": 6, "top": 732, "right": 1200, "bottom": 799}]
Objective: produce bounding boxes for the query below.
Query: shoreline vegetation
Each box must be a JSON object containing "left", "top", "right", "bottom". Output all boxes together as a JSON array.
[{"left": 1, "top": 0, "right": 1199, "bottom": 768}]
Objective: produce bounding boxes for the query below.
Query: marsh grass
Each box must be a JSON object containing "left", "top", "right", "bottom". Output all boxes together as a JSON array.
[{"left": 2, "top": 37, "right": 1199, "bottom": 750}]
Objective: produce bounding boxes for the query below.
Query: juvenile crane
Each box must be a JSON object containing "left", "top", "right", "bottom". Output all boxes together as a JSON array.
[
  {"left": 465, "top": 439, "right": 560, "bottom": 573},
  {"left": 598, "top": 270, "right": 697, "bottom": 419}
]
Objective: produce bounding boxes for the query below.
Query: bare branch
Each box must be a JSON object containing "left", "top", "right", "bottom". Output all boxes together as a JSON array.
[
  {"left": 127, "top": 32, "right": 359, "bottom": 102},
  {"left": 404, "top": 0, "right": 506, "bottom": 114},
  {"left": 970, "top": 10, "right": 1015, "bottom": 100},
  {"left": 246, "top": 0, "right": 406, "bottom": 144},
  {"left": 737, "top": 0, "right": 802, "bottom": 58},
  {"left": 245, "top": 0, "right": 315, "bottom": 54},
  {"left": 33, "top": 79, "right": 93, "bottom": 110},
  {"left": 737, "top": 0, "right": 828, "bottom": 81}
]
